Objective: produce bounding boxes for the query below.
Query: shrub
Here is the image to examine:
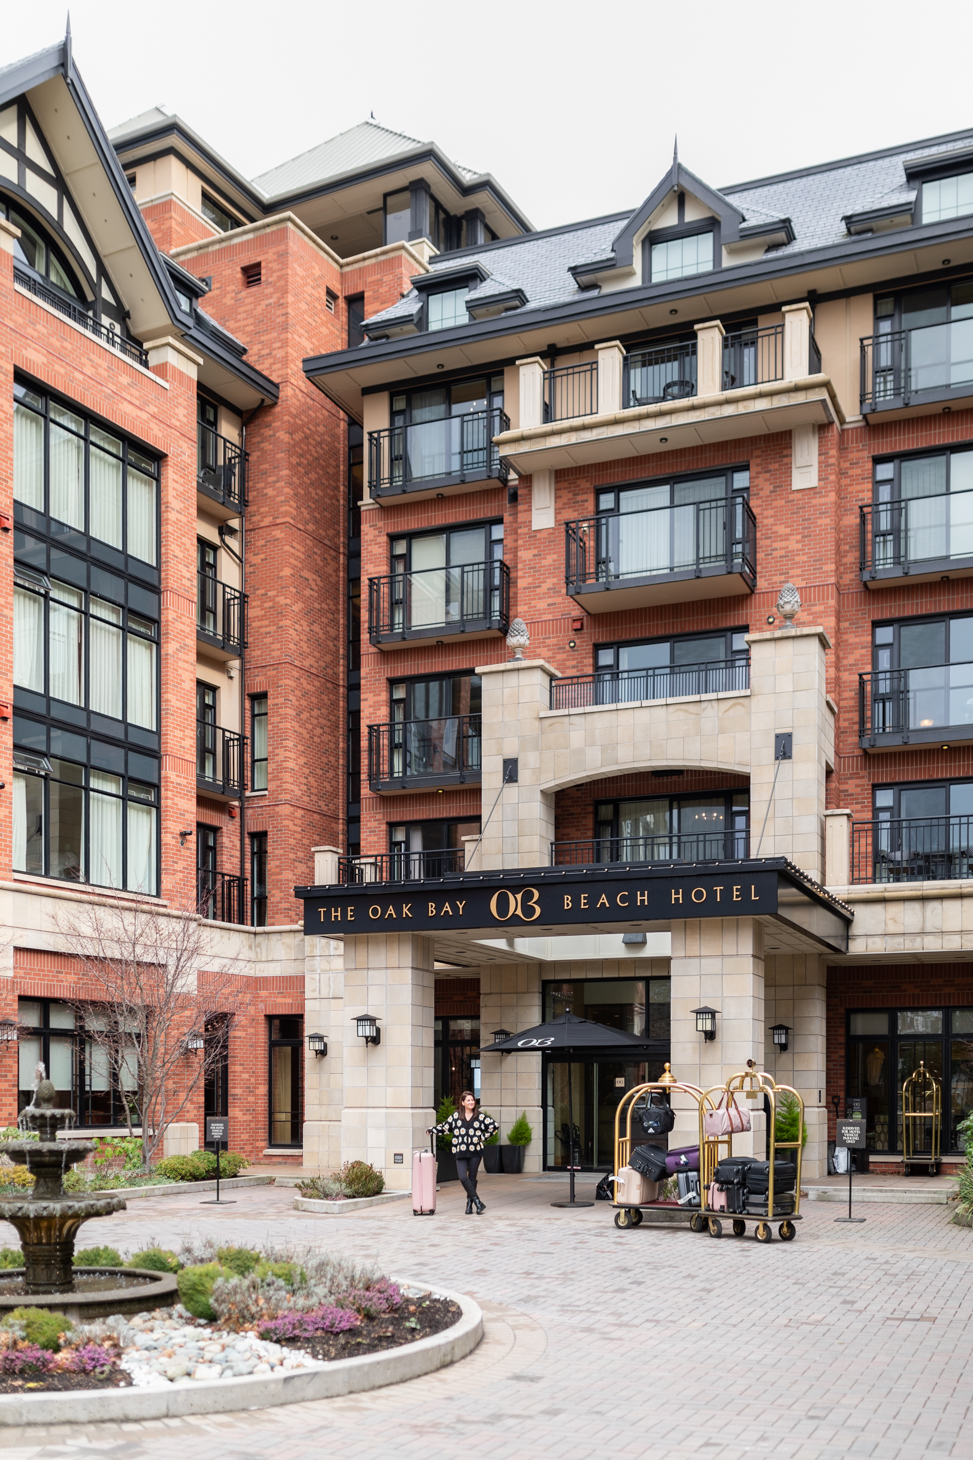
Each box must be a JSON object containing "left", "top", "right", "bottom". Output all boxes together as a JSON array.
[
  {"left": 339, "top": 1161, "right": 384, "bottom": 1198},
  {"left": 2, "top": 1307, "right": 72, "bottom": 1352},
  {"left": 74, "top": 1246, "right": 123, "bottom": 1268},
  {"left": 176, "top": 1262, "right": 228, "bottom": 1320},
  {"left": 506, "top": 1113, "right": 533, "bottom": 1147},
  {"left": 435, "top": 1095, "right": 456, "bottom": 1150},
  {"left": 127, "top": 1247, "right": 181, "bottom": 1274},
  {"left": 0, "top": 1164, "right": 35, "bottom": 1189},
  {"left": 956, "top": 1112, "right": 973, "bottom": 1219},
  {"left": 92, "top": 1135, "right": 144, "bottom": 1172},
  {"left": 0, "top": 1126, "right": 37, "bottom": 1143},
  {"left": 256, "top": 1260, "right": 298, "bottom": 1283},
  {"left": 774, "top": 1092, "right": 808, "bottom": 1149},
  {"left": 481, "top": 1112, "right": 500, "bottom": 1147},
  {"left": 56, "top": 1342, "right": 118, "bottom": 1375},
  {"left": 209, "top": 1271, "right": 290, "bottom": 1329},
  {"left": 0, "top": 1343, "right": 53, "bottom": 1375},
  {"left": 216, "top": 1246, "right": 261, "bottom": 1276},
  {"left": 154, "top": 1149, "right": 249, "bottom": 1182},
  {"left": 258, "top": 1306, "right": 360, "bottom": 1341},
  {"left": 298, "top": 1174, "right": 350, "bottom": 1199},
  {"left": 0, "top": 1247, "right": 22, "bottom": 1269}
]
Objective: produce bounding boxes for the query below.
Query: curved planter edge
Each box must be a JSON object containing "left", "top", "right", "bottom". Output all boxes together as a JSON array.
[{"left": 0, "top": 1281, "right": 482, "bottom": 1426}]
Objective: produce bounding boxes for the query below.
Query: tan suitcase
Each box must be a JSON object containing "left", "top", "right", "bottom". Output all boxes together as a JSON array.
[{"left": 614, "top": 1164, "right": 659, "bottom": 1206}]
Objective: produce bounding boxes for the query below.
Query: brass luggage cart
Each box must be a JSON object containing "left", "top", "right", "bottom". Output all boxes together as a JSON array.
[
  {"left": 696, "top": 1064, "right": 804, "bottom": 1243},
  {"left": 611, "top": 1064, "right": 705, "bottom": 1231},
  {"left": 902, "top": 1061, "right": 942, "bottom": 1175}
]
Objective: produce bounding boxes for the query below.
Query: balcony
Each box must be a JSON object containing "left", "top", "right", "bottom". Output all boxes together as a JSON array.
[
  {"left": 860, "top": 490, "right": 973, "bottom": 587},
  {"left": 859, "top": 665, "right": 973, "bottom": 750},
  {"left": 196, "top": 721, "right": 245, "bottom": 800},
  {"left": 368, "top": 560, "right": 510, "bottom": 648},
  {"left": 565, "top": 497, "right": 756, "bottom": 612},
  {"left": 338, "top": 849, "right": 467, "bottom": 883},
  {"left": 851, "top": 816, "right": 973, "bottom": 884},
  {"left": 551, "top": 830, "right": 751, "bottom": 866},
  {"left": 198, "top": 869, "right": 249, "bottom": 924},
  {"left": 368, "top": 715, "right": 482, "bottom": 793},
  {"left": 198, "top": 424, "right": 248, "bottom": 517},
  {"left": 495, "top": 308, "right": 837, "bottom": 475},
  {"left": 368, "top": 408, "right": 509, "bottom": 502},
  {"left": 197, "top": 572, "right": 247, "bottom": 659},
  {"left": 14, "top": 265, "right": 148, "bottom": 367},
  {"left": 551, "top": 659, "right": 749, "bottom": 709},
  {"left": 860, "top": 317, "right": 973, "bottom": 418}
]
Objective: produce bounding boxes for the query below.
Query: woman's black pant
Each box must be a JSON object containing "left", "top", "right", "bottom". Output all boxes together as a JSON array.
[{"left": 456, "top": 1153, "right": 482, "bottom": 1199}]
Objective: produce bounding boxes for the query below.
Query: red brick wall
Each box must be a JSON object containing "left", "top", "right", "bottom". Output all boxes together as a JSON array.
[{"left": 140, "top": 199, "right": 215, "bottom": 254}]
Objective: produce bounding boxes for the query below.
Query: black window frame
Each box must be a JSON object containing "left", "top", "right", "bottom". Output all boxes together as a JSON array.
[
  {"left": 915, "top": 170, "right": 973, "bottom": 227},
  {"left": 845, "top": 1004, "right": 973, "bottom": 1153},
  {"left": 346, "top": 294, "right": 366, "bottom": 349},
  {"left": 595, "top": 627, "right": 750, "bottom": 677},
  {"left": 196, "top": 822, "right": 218, "bottom": 916},
  {"left": 596, "top": 464, "right": 750, "bottom": 518},
  {"left": 643, "top": 212, "right": 720, "bottom": 286},
  {"left": 267, "top": 1016, "right": 304, "bottom": 1149},
  {"left": 594, "top": 788, "right": 750, "bottom": 862},
  {"left": 872, "top": 776, "right": 973, "bottom": 822},
  {"left": 389, "top": 518, "right": 504, "bottom": 573},
  {"left": 872, "top": 442, "right": 973, "bottom": 504},
  {"left": 390, "top": 374, "right": 504, "bottom": 429},
  {"left": 250, "top": 830, "right": 268, "bottom": 927},
  {"left": 16, "top": 995, "right": 141, "bottom": 1132},
  {"left": 201, "top": 191, "right": 241, "bottom": 234},
  {"left": 389, "top": 669, "right": 481, "bottom": 721},
  {"left": 250, "top": 693, "right": 268, "bottom": 793}
]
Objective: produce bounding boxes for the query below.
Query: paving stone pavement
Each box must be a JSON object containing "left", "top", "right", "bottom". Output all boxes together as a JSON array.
[{"left": 2, "top": 1173, "right": 971, "bottom": 1460}]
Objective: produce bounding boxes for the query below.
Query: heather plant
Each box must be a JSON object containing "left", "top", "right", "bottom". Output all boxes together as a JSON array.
[
  {"left": 0, "top": 1343, "right": 54, "bottom": 1375},
  {"left": 297, "top": 1173, "right": 350, "bottom": 1199},
  {"left": 258, "top": 1306, "right": 360, "bottom": 1341},
  {"left": 338, "top": 1278, "right": 402, "bottom": 1318},
  {"left": 56, "top": 1342, "right": 118, "bottom": 1376}
]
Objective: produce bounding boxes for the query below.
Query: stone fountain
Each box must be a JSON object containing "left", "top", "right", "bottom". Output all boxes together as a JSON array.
[{"left": 0, "top": 1073, "right": 177, "bottom": 1318}]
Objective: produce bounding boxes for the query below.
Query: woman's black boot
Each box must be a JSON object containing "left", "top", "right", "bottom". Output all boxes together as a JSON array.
[
  {"left": 473, "top": 1188, "right": 486, "bottom": 1213},
  {"left": 460, "top": 1177, "right": 476, "bottom": 1213},
  {"left": 465, "top": 1195, "right": 474, "bottom": 1214}
]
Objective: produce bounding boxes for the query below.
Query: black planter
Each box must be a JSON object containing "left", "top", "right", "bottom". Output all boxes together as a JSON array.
[
  {"left": 482, "top": 1146, "right": 501, "bottom": 1174},
  {"left": 436, "top": 1150, "right": 458, "bottom": 1183},
  {"left": 501, "top": 1144, "right": 526, "bottom": 1173}
]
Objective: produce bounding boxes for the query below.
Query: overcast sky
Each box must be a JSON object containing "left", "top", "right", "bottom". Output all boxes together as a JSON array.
[{"left": 6, "top": 0, "right": 972, "bottom": 230}]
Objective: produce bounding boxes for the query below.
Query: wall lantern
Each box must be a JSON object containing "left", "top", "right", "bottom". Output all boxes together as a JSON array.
[
  {"left": 692, "top": 1006, "right": 719, "bottom": 1042},
  {"left": 307, "top": 1032, "right": 328, "bottom": 1058},
  {"left": 184, "top": 1030, "right": 205, "bottom": 1054},
  {"left": 771, "top": 1023, "right": 792, "bottom": 1054},
  {"left": 0, "top": 1018, "right": 17, "bottom": 1043},
  {"left": 354, "top": 1015, "right": 381, "bottom": 1046},
  {"left": 491, "top": 1028, "right": 513, "bottom": 1045}
]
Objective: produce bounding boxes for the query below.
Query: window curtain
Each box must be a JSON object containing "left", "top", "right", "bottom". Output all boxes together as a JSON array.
[
  {"left": 13, "top": 771, "right": 27, "bottom": 871},
  {"left": 126, "top": 637, "right": 156, "bottom": 729},
  {"left": 252, "top": 701, "right": 268, "bottom": 790},
  {"left": 127, "top": 801, "right": 157, "bottom": 893},
  {"left": 89, "top": 772, "right": 122, "bottom": 888},
  {"left": 49, "top": 423, "right": 84, "bottom": 529},
  {"left": 617, "top": 485, "right": 670, "bottom": 577},
  {"left": 89, "top": 445, "right": 122, "bottom": 548},
  {"left": 14, "top": 587, "right": 44, "bottom": 691},
  {"left": 13, "top": 403, "right": 43, "bottom": 508},
  {"left": 49, "top": 589, "right": 83, "bottom": 705},
  {"left": 409, "top": 534, "right": 447, "bottom": 628},
  {"left": 89, "top": 602, "right": 122, "bottom": 719},
  {"left": 128, "top": 467, "right": 157, "bottom": 564}
]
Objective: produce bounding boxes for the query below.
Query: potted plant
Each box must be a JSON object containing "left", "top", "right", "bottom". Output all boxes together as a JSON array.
[
  {"left": 501, "top": 1112, "right": 533, "bottom": 1173},
  {"left": 433, "top": 1095, "right": 458, "bottom": 1183},
  {"left": 481, "top": 1114, "right": 501, "bottom": 1173}
]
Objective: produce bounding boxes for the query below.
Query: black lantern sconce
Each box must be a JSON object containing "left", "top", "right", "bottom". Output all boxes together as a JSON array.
[
  {"left": 354, "top": 1015, "right": 381, "bottom": 1047},
  {"left": 307, "top": 1032, "right": 328, "bottom": 1058},
  {"left": 0, "top": 1018, "right": 17, "bottom": 1044},
  {"left": 692, "top": 1006, "right": 719, "bottom": 1042},
  {"left": 490, "top": 1028, "right": 513, "bottom": 1056},
  {"left": 771, "top": 1023, "right": 792, "bottom": 1054},
  {"left": 183, "top": 1030, "right": 204, "bottom": 1054}
]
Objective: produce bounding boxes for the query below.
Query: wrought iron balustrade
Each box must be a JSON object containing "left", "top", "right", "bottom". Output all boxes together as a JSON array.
[
  {"left": 196, "top": 721, "right": 245, "bottom": 798},
  {"left": 337, "top": 849, "right": 467, "bottom": 884},
  {"left": 859, "top": 665, "right": 973, "bottom": 744},
  {"left": 14, "top": 265, "right": 148, "bottom": 366},
  {"left": 368, "top": 715, "right": 482, "bottom": 788},
  {"left": 624, "top": 340, "right": 697, "bottom": 406},
  {"left": 852, "top": 816, "right": 973, "bottom": 884},
  {"left": 197, "top": 424, "right": 248, "bottom": 511},
  {"left": 544, "top": 361, "right": 598, "bottom": 421},
  {"left": 860, "top": 317, "right": 973, "bottom": 411},
  {"left": 860, "top": 490, "right": 973, "bottom": 578},
  {"left": 550, "top": 658, "right": 750, "bottom": 710},
  {"left": 565, "top": 498, "right": 756, "bottom": 593},
  {"left": 368, "top": 408, "right": 509, "bottom": 494},
  {"left": 368, "top": 560, "right": 510, "bottom": 643},
  {"left": 721, "top": 324, "right": 784, "bottom": 390},
  {"left": 198, "top": 869, "right": 248, "bottom": 924},
  {"left": 551, "top": 830, "right": 751, "bottom": 866},
  {"left": 197, "top": 572, "right": 248, "bottom": 655}
]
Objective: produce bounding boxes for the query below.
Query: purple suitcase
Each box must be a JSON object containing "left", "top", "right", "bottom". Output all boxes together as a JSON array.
[{"left": 665, "top": 1145, "right": 700, "bottom": 1175}]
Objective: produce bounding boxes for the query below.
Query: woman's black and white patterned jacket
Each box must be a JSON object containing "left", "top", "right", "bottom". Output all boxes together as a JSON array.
[{"left": 431, "top": 1111, "right": 499, "bottom": 1154}]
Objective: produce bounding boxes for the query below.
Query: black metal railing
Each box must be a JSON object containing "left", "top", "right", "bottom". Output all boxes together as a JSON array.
[
  {"left": 859, "top": 665, "right": 973, "bottom": 742},
  {"left": 550, "top": 658, "right": 750, "bottom": 710},
  {"left": 14, "top": 265, "right": 148, "bottom": 366},
  {"left": 196, "top": 722, "right": 245, "bottom": 798},
  {"left": 860, "top": 318, "right": 973, "bottom": 411},
  {"left": 368, "top": 560, "right": 510, "bottom": 643},
  {"left": 624, "top": 340, "right": 697, "bottom": 406},
  {"left": 551, "top": 830, "right": 751, "bottom": 866},
  {"left": 368, "top": 408, "right": 509, "bottom": 494},
  {"left": 544, "top": 362, "right": 598, "bottom": 422},
  {"left": 852, "top": 816, "right": 973, "bottom": 884},
  {"left": 722, "top": 324, "right": 784, "bottom": 390},
  {"left": 808, "top": 328, "right": 822, "bottom": 375},
  {"left": 198, "top": 869, "right": 248, "bottom": 924},
  {"left": 196, "top": 572, "right": 247, "bottom": 655},
  {"left": 565, "top": 498, "right": 756, "bottom": 593},
  {"left": 368, "top": 715, "right": 482, "bottom": 787},
  {"left": 197, "top": 424, "right": 248, "bottom": 511},
  {"left": 337, "top": 850, "right": 467, "bottom": 884},
  {"left": 860, "top": 490, "right": 973, "bottom": 577}
]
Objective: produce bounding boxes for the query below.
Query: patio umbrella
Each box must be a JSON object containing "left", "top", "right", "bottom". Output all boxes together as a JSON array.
[{"left": 482, "top": 1013, "right": 649, "bottom": 1208}]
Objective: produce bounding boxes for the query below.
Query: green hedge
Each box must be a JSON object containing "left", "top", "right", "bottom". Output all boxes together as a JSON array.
[{"left": 153, "top": 1150, "right": 250, "bottom": 1182}]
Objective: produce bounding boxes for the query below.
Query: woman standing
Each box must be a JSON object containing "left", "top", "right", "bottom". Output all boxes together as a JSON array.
[{"left": 429, "top": 1093, "right": 498, "bottom": 1214}]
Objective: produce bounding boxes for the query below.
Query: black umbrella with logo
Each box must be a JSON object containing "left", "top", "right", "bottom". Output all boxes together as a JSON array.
[{"left": 482, "top": 1012, "right": 648, "bottom": 1208}]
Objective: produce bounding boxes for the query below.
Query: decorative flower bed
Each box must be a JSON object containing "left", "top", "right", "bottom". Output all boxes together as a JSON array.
[
  {"left": 296, "top": 1160, "right": 385, "bottom": 1202},
  {"left": 0, "top": 1240, "right": 460, "bottom": 1394},
  {"left": 0, "top": 1131, "right": 252, "bottom": 1196}
]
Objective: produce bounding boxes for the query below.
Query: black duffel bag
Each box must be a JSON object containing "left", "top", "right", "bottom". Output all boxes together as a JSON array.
[
  {"left": 638, "top": 1097, "right": 675, "bottom": 1138},
  {"left": 630, "top": 1143, "right": 669, "bottom": 1181},
  {"left": 745, "top": 1160, "right": 797, "bottom": 1194},
  {"left": 713, "top": 1156, "right": 755, "bottom": 1186}
]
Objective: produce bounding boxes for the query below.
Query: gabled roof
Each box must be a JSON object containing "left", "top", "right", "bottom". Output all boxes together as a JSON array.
[{"left": 251, "top": 119, "right": 478, "bottom": 197}]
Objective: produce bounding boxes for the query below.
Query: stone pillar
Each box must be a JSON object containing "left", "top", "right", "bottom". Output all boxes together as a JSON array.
[
  {"left": 163, "top": 1122, "right": 199, "bottom": 1158},
  {"left": 312, "top": 845, "right": 342, "bottom": 885},
  {"left": 782, "top": 302, "right": 813, "bottom": 382},
  {"left": 339, "top": 932, "right": 435, "bottom": 1190},
  {"left": 670, "top": 918, "right": 765, "bottom": 1155},
  {"left": 747, "top": 626, "right": 833, "bottom": 882},
  {"left": 693, "top": 319, "right": 726, "bottom": 397},
  {"left": 824, "top": 810, "right": 852, "bottom": 888},
  {"left": 477, "top": 659, "right": 559, "bottom": 870},
  {"left": 594, "top": 341, "right": 624, "bottom": 413},
  {"left": 479, "top": 964, "right": 544, "bottom": 1174},
  {"left": 764, "top": 953, "right": 828, "bottom": 1177},
  {"left": 302, "top": 934, "right": 345, "bottom": 1174},
  {"left": 517, "top": 357, "right": 547, "bottom": 429}
]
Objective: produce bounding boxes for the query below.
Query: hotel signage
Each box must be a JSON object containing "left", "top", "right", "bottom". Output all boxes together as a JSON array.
[{"left": 303, "top": 868, "right": 779, "bottom": 936}]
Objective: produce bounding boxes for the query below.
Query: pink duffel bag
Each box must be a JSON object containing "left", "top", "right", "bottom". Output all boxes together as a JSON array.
[{"left": 702, "top": 1092, "right": 752, "bottom": 1138}]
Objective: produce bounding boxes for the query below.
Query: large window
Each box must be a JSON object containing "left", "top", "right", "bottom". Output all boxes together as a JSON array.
[
  {"left": 648, "top": 229, "right": 714, "bottom": 283},
  {"left": 201, "top": 192, "right": 240, "bottom": 233},
  {"left": 388, "top": 376, "right": 504, "bottom": 486},
  {"left": 389, "top": 818, "right": 480, "bottom": 878},
  {"left": 427, "top": 288, "right": 468, "bottom": 332},
  {"left": 594, "top": 790, "right": 749, "bottom": 863},
  {"left": 592, "top": 467, "right": 749, "bottom": 581},
  {"left": 390, "top": 672, "right": 481, "bottom": 721},
  {"left": 0, "top": 196, "right": 82, "bottom": 299},
  {"left": 921, "top": 173, "right": 973, "bottom": 225},
  {"left": 593, "top": 629, "right": 749, "bottom": 703},
  {"left": 847, "top": 1007, "right": 973, "bottom": 1153},
  {"left": 268, "top": 1017, "right": 303, "bottom": 1148},
  {"left": 390, "top": 520, "right": 504, "bottom": 631},
  {"left": 14, "top": 383, "right": 159, "bottom": 568},
  {"left": 871, "top": 283, "right": 973, "bottom": 404},
  {"left": 872, "top": 613, "right": 973, "bottom": 733},
  {"left": 250, "top": 694, "right": 268, "bottom": 792},
  {"left": 872, "top": 445, "right": 973, "bottom": 568},
  {"left": 18, "top": 998, "right": 139, "bottom": 1129}
]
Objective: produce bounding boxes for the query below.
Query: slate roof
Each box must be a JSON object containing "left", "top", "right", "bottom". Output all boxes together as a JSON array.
[{"left": 251, "top": 119, "right": 478, "bottom": 198}]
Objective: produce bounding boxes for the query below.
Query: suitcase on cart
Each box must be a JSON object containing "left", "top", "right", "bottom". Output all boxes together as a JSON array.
[
  {"left": 744, "top": 1192, "right": 796, "bottom": 1216},
  {"left": 713, "top": 1156, "right": 755, "bottom": 1187},
  {"left": 707, "top": 1182, "right": 728, "bottom": 1211},
  {"left": 614, "top": 1165, "right": 659, "bottom": 1206},
  {"left": 631, "top": 1143, "right": 669, "bottom": 1181},
  {"left": 413, "top": 1131, "right": 437, "bottom": 1216},
  {"left": 665, "top": 1145, "right": 700, "bottom": 1174},
  {"left": 745, "top": 1160, "right": 797, "bottom": 1194},
  {"left": 677, "top": 1171, "right": 700, "bottom": 1206}
]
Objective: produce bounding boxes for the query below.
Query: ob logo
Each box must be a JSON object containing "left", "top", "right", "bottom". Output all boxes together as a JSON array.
[
  {"left": 489, "top": 887, "right": 542, "bottom": 923},
  {"left": 517, "top": 1036, "right": 554, "bottom": 1048}
]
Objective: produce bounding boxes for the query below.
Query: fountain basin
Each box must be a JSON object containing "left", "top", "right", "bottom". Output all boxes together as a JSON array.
[
  {"left": 0, "top": 1194, "right": 127, "bottom": 1292},
  {"left": 0, "top": 1267, "right": 178, "bottom": 1321}
]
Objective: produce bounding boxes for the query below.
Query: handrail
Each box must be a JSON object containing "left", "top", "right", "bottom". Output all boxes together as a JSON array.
[
  {"left": 196, "top": 571, "right": 248, "bottom": 654},
  {"left": 623, "top": 340, "right": 697, "bottom": 407},
  {"left": 14, "top": 265, "right": 148, "bottom": 366},
  {"left": 565, "top": 497, "right": 757, "bottom": 590},
  {"left": 860, "top": 488, "right": 973, "bottom": 574},
  {"left": 544, "top": 361, "right": 598, "bottom": 421},
  {"left": 859, "top": 664, "right": 973, "bottom": 739},
  {"left": 551, "top": 831, "right": 751, "bottom": 866},
  {"left": 367, "top": 408, "right": 510, "bottom": 492},
  {"left": 550, "top": 658, "right": 750, "bottom": 709},
  {"left": 368, "top": 715, "right": 482, "bottom": 784},
  {"left": 197, "top": 424, "right": 248, "bottom": 511},
  {"left": 198, "top": 869, "right": 248, "bottom": 924},
  {"left": 860, "top": 317, "right": 973, "bottom": 411},
  {"left": 195, "top": 721, "right": 245, "bottom": 797},
  {"left": 368, "top": 559, "right": 510, "bottom": 642},
  {"left": 338, "top": 850, "right": 467, "bottom": 884},
  {"left": 852, "top": 815, "right": 973, "bottom": 884},
  {"left": 722, "top": 324, "right": 784, "bottom": 389}
]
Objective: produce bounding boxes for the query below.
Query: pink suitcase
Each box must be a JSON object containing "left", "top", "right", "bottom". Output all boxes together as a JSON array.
[
  {"left": 614, "top": 1165, "right": 659, "bottom": 1206},
  {"left": 707, "top": 1181, "right": 727, "bottom": 1212},
  {"left": 413, "top": 1131, "right": 437, "bottom": 1215}
]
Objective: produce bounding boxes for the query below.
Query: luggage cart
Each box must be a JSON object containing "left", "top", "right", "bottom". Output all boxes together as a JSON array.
[
  {"left": 697, "top": 1062, "right": 805, "bottom": 1243},
  {"left": 611, "top": 1063, "right": 706, "bottom": 1231},
  {"left": 902, "top": 1061, "right": 942, "bottom": 1176}
]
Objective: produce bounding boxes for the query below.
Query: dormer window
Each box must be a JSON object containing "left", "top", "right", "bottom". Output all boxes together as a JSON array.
[
  {"left": 427, "top": 287, "right": 468, "bottom": 332},
  {"left": 922, "top": 172, "right": 973, "bottom": 224},
  {"left": 648, "top": 226, "right": 714, "bottom": 283}
]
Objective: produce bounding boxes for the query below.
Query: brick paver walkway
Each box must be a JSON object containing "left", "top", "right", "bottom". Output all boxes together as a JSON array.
[{"left": 2, "top": 1174, "right": 970, "bottom": 1459}]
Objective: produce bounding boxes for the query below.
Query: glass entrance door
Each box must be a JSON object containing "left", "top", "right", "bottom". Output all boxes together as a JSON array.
[
  {"left": 545, "top": 1057, "right": 668, "bottom": 1169},
  {"left": 434, "top": 1017, "right": 481, "bottom": 1109}
]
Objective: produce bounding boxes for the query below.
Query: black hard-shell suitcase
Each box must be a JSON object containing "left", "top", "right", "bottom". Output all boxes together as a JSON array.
[
  {"left": 745, "top": 1160, "right": 797, "bottom": 1194},
  {"left": 631, "top": 1143, "right": 669, "bottom": 1181},
  {"left": 713, "top": 1156, "right": 755, "bottom": 1186},
  {"left": 744, "top": 1192, "right": 796, "bottom": 1216},
  {"left": 676, "top": 1171, "right": 700, "bottom": 1207},
  {"left": 718, "top": 1182, "right": 747, "bottom": 1213}
]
